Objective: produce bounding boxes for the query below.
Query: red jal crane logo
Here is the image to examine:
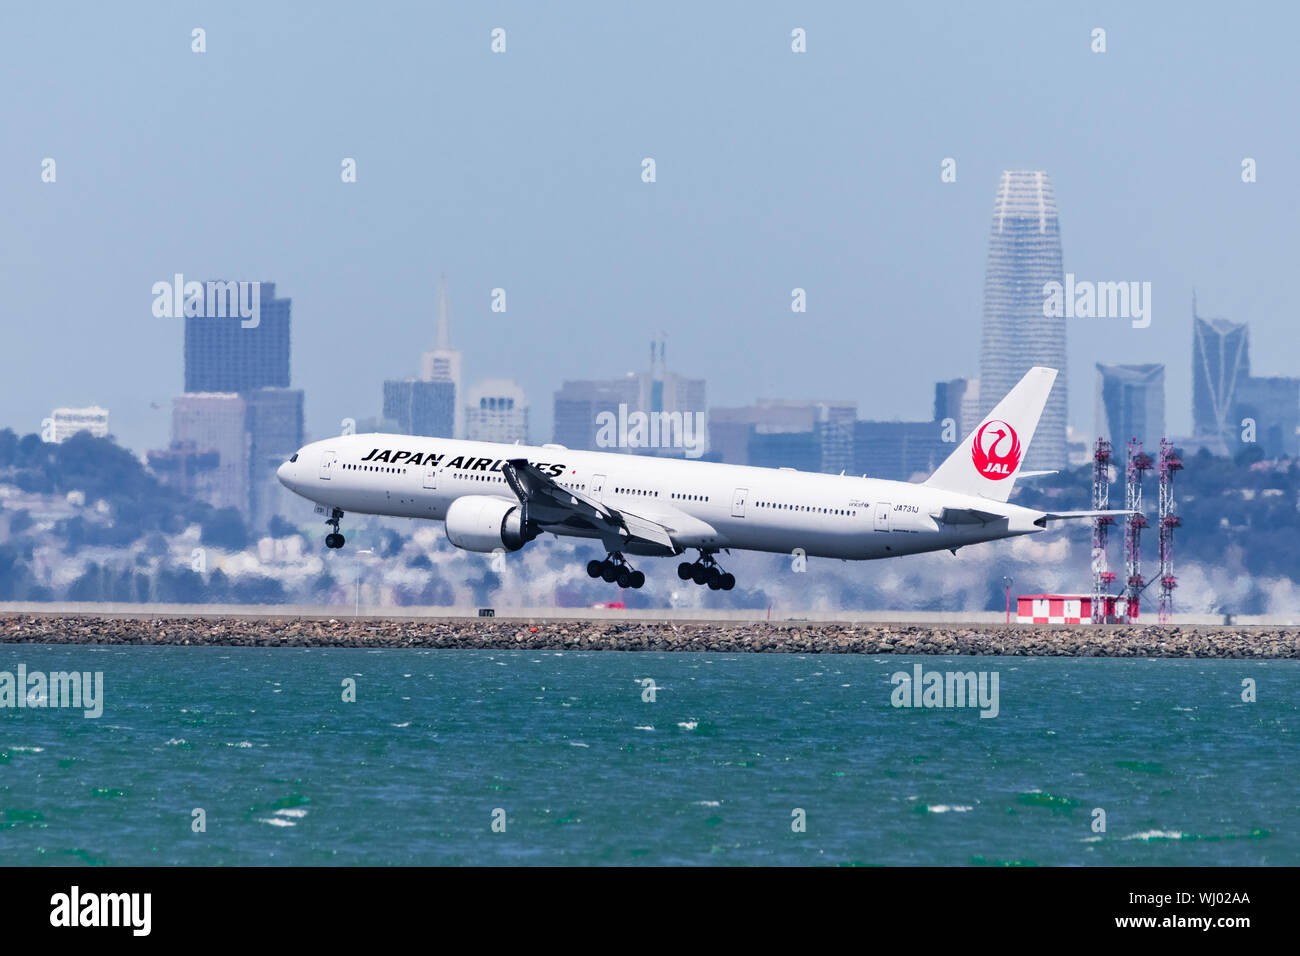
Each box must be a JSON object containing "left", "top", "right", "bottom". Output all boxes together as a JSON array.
[{"left": 972, "top": 420, "right": 1021, "bottom": 479}]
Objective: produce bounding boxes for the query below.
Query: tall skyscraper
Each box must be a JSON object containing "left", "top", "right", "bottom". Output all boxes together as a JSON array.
[
  {"left": 1191, "top": 312, "right": 1250, "bottom": 454},
  {"left": 1095, "top": 363, "right": 1165, "bottom": 449},
  {"left": 465, "top": 379, "right": 529, "bottom": 444},
  {"left": 978, "top": 171, "right": 1068, "bottom": 470},
  {"left": 419, "top": 274, "right": 463, "bottom": 438},
  {"left": 184, "top": 282, "right": 291, "bottom": 393}
]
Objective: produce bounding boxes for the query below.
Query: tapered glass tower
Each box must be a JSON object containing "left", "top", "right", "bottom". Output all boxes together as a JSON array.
[{"left": 978, "top": 171, "right": 1068, "bottom": 470}]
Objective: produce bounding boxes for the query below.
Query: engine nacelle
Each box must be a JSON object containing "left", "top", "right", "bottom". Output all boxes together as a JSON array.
[{"left": 444, "top": 495, "right": 536, "bottom": 553}]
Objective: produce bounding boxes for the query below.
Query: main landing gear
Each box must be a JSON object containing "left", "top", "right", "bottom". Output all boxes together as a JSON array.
[
  {"left": 586, "top": 552, "right": 646, "bottom": 589},
  {"left": 678, "top": 551, "right": 735, "bottom": 590},
  {"left": 324, "top": 508, "right": 346, "bottom": 549}
]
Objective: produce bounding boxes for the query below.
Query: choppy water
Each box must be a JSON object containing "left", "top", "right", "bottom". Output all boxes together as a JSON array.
[{"left": 1, "top": 645, "right": 1294, "bottom": 865}]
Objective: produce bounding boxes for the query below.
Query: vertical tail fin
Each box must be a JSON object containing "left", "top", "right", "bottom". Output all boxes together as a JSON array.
[{"left": 924, "top": 366, "right": 1058, "bottom": 502}]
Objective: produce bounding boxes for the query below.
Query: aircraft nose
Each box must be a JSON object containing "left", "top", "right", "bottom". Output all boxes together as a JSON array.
[{"left": 277, "top": 453, "right": 299, "bottom": 488}]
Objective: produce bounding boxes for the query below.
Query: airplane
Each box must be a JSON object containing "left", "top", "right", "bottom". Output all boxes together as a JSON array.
[{"left": 276, "top": 367, "right": 1127, "bottom": 590}]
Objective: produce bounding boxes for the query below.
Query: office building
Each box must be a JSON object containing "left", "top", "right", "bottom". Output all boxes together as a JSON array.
[
  {"left": 245, "top": 387, "right": 305, "bottom": 528},
  {"left": 383, "top": 379, "right": 456, "bottom": 438},
  {"left": 169, "top": 393, "right": 249, "bottom": 515},
  {"left": 465, "top": 379, "right": 528, "bottom": 444},
  {"left": 553, "top": 338, "right": 707, "bottom": 456},
  {"left": 184, "top": 282, "right": 291, "bottom": 393},
  {"left": 48, "top": 406, "right": 110, "bottom": 443},
  {"left": 1234, "top": 376, "right": 1300, "bottom": 458},
  {"left": 1095, "top": 363, "right": 1165, "bottom": 450},
  {"left": 1191, "top": 313, "right": 1250, "bottom": 454},
  {"left": 978, "top": 171, "right": 1068, "bottom": 470}
]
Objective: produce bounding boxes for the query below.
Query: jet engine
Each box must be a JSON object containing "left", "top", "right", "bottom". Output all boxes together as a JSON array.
[{"left": 444, "top": 495, "right": 538, "bottom": 553}]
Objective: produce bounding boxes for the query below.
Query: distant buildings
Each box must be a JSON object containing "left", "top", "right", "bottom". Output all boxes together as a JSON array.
[
  {"left": 48, "top": 406, "right": 109, "bottom": 443},
  {"left": 383, "top": 274, "right": 462, "bottom": 440},
  {"left": 465, "top": 379, "right": 528, "bottom": 444},
  {"left": 553, "top": 339, "right": 707, "bottom": 456},
  {"left": 933, "top": 378, "right": 981, "bottom": 437},
  {"left": 165, "top": 393, "right": 249, "bottom": 513},
  {"left": 1235, "top": 377, "right": 1299, "bottom": 458},
  {"left": 1095, "top": 363, "right": 1165, "bottom": 450},
  {"left": 1190, "top": 309, "right": 1299, "bottom": 458},
  {"left": 709, "top": 400, "right": 856, "bottom": 473},
  {"left": 145, "top": 440, "right": 220, "bottom": 501},
  {"left": 244, "top": 388, "right": 306, "bottom": 528},
  {"left": 153, "top": 282, "right": 304, "bottom": 525},
  {"left": 709, "top": 390, "right": 950, "bottom": 482},
  {"left": 853, "top": 420, "right": 947, "bottom": 481},
  {"left": 383, "top": 379, "right": 456, "bottom": 438},
  {"left": 554, "top": 378, "right": 640, "bottom": 451},
  {"left": 1191, "top": 313, "right": 1250, "bottom": 454},
  {"left": 978, "top": 171, "right": 1068, "bottom": 470},
  {"left": 418, "top": 274, "right": 463, "bottom": 438},
  {"left": 184, "top": 282, "right": 291, "bottom": 392}
]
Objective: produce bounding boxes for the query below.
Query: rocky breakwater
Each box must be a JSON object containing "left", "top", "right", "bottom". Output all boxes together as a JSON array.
[{"left": 1, "top": 615, "right": 1299, "bottom": 657}]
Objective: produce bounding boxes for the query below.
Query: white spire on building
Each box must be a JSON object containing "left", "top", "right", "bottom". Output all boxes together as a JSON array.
[{"left": 420, "top": 272, "right": 464, "bottom": 438}]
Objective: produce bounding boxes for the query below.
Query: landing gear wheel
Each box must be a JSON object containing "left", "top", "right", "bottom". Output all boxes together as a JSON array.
[
  {"left": 686, "top": 551, "right": 733, "bottom": 590},
  {"left": 593, "top": 552, "right": 643, "bottom": 589},
  {"left": 324, "top": 508, "right": 346, "bottom": 550}
]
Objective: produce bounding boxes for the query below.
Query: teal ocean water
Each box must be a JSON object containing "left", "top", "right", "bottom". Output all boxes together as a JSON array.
[{"left": 1, "top": 645, "right": 1294, "bottom": 865}]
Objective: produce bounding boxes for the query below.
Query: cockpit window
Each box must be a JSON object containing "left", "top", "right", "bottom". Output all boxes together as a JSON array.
[{"left": 289, "top": 453, "right": 298, "bottom": 462}]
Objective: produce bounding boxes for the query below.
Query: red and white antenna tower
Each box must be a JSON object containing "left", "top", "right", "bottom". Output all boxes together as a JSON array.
[
  {"left": 1157, "top": 439, "right": 1183, "bottom": 624},
  {"left": 1091, "top": 438, "right": 1116, "bottom": 623},
  {"left": 1124, "top": 439, "right": 1153, "bottom": 622}
]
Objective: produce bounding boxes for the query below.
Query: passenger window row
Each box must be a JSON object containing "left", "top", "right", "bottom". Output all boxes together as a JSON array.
[
  {"left": 345, "top": 464, "right": 408, "bottom": 474},
  {"left": 756, "top": 500, "right": 856, "bottom": 516}
]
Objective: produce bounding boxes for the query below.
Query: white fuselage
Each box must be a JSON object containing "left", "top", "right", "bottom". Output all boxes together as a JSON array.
[{"left": 276, "top": 434, "right": 1050, "bottom": 560}]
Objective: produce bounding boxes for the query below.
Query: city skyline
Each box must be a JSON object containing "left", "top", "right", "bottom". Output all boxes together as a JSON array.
[{"left": 3, "top": 5, "right": 1297, "bottom": 457}]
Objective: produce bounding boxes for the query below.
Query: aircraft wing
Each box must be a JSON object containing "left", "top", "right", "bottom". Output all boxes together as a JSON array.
[{"left": 500, "top": 458, "right": 676, "bottom": 551}]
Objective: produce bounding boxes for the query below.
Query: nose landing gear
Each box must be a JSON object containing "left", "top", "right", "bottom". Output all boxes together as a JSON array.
[
  {"left": 324, "top": 508, "right": 346, "bottom": 549},
  {"left": 677, "top": 551, "right": 735, "bottom": 590},
  {"left": 586, "top": 552, "right": 646, "bottom": 589}
]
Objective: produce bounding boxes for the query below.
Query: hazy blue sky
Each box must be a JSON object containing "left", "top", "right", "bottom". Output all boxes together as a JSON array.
[{"left": 3, "top": 1, "right": 1297, "bottom": 454}]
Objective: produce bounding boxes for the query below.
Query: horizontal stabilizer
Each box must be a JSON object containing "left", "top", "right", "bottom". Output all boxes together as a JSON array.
[{"left": 1039, "top": 509, "right": 1137, "bottom": 521}]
